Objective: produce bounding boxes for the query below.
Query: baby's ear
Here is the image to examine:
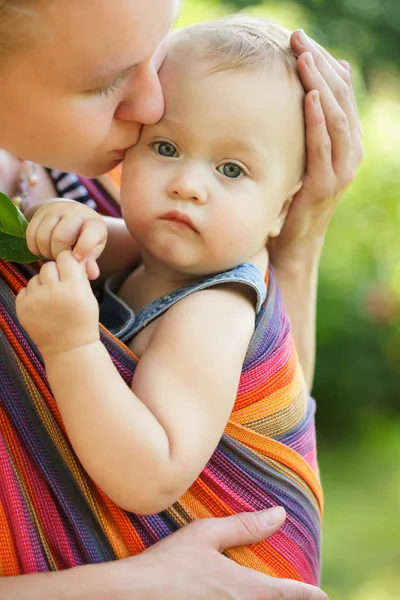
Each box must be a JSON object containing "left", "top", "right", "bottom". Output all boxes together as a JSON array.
[
  {"left": 269, "top": 180, "right": 303, "bottom": 238},
  {"left": 268, "top": 197, "right": 293, "bottom": 238}
]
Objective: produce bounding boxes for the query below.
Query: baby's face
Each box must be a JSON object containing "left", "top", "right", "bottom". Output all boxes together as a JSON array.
[{"left": 121, "top": 42, "right": 305, "bottom": 277}]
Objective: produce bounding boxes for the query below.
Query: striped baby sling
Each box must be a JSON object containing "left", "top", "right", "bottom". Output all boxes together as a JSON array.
[{"left": 0, "top": 176, "right": 323, "bottom": 584}]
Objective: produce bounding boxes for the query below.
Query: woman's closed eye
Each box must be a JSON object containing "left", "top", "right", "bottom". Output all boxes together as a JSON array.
[
  {"left": 152, "top": 141, "right": 179, "bottom": 158},
  {"left": 217, "top": 162, "right": 244, "bottom": 179},
  {"left": 93, "top": 72, "right": 130, "bottom": 98}
]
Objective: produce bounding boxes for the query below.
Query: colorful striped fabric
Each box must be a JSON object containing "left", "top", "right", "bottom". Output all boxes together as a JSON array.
[{"left": 0, "top": 176, "right": 322, "bottom": 584}]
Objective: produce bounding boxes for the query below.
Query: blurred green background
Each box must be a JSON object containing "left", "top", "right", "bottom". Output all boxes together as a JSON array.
[{"left": 176, "top": 1, "right": 400, "bottom": 597}]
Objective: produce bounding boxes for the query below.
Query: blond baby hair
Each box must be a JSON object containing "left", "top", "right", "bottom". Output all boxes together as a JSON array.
[
  {"left": 172, "top": 15, "right": 306, "bottom": 184},
  {"left": 172, "top": 15, "right": 299, "bottom": 80}
]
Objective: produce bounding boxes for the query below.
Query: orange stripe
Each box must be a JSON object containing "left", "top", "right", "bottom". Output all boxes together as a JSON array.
[
  {"left": 180, "top": 480, "right": 229, "bottom": 519},
  {"left": 0, "top": 496, "right": 20, "bottom": 576},
  {"left": 0, "top": 260, "right": 31, "bottom": 294},
  {"left": 224, "top": 421, "right": 323, "bottom": 511},
  {"left": 234, "top": 348, "right": 297, "bottom": 411},
  {"left": 93, "top": 487, "right": 146, "bottom": 557},
  {"left": 233, "top": 372, "right": 303, "bottom": 423},
  {"left": 227, "top": 540, "right": 301, "bottom": 579},
  {"left": 181, "top": 482, "right": 302, "bottom": 579}
]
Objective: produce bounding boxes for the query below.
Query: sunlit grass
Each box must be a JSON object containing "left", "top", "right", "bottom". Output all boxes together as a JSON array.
[{"left": 319, "top": 419, "right": 400, "bottom": 598}]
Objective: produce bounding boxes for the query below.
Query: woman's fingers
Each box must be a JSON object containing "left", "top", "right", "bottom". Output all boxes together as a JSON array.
[
  {"left": 337, "top": 58, "right": 364, "bottom": 139},
  {"left": 298, "top": 53, "right": 352, "bottom": 181},
  {"left": 180, "top": 507, "right": 287, "bottom": 552},
  {"left": 292, "top": 30, "right": 363, "bottom": 165},
  {"left": 302, "top": 43, "right": 360, "bottom": 144},
  {"left": 291, "top": 29, "right": 351, "bottom": 84},
  {"left": 306, "top": 38, "right": 361, "bottom": 136},
  {"left": 302, "top": 90, "right": 335, "bottom": 201}
]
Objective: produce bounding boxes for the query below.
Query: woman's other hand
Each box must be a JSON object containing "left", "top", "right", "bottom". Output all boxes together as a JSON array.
[
  {"left": 269, "top": 30, "right": 363, "bottom": 264},
  {"left": 116, "top": 508, "right": 328, "bottom": 600},
  {"left": 0, "top": 508, "right": 328, "bottom": 600},
  {"left": 268, "top": 32, "right": 363, "bottom": 389}
]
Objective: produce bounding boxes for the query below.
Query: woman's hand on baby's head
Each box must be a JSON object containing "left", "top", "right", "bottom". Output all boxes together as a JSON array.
[{"left": 26, "top": 200, "right": 108, "bottom": 280}]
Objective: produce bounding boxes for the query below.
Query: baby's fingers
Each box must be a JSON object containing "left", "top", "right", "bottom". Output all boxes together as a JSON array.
[
  {"left": 50, "top": 215, "right": 87, "bottom": 260},
  {"left": 39, "top": 261, "right": 60, "bottom": 285},
  {"left": 72, "top": 217, "right": 107, "bottom": 263},
  {"left": 56, "top": 250, "right": 88, "bottom": 283},
  {"left": 84, "top": 254, "right": 100, "bottom": 281},
  {"left": 26, "top": 211, "right": 60, "bottom": 259}
]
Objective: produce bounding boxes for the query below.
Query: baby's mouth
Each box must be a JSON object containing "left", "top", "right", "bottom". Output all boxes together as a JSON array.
[{"left": 161, "top": 211, "right": 198, "bottom": 233}]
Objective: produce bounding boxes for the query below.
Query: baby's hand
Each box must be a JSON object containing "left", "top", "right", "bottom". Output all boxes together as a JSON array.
[
  {"left": 16, "top": 251, "right": 100, "bottom": 358},
  {"left": 26, "top": 200, "right": 107, "bottom": 280}
]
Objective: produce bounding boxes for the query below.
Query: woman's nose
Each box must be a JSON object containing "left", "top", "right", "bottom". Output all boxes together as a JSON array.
[{"left": 114, "top": 61, "right": 164, "bottom": 125}]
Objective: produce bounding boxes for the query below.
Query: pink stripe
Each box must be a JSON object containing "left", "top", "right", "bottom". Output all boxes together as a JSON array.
[
  {"left": 20, "top": 443, "right": 79, "bottom": 569},
  {"left": 0, "top": 433, "right": 40, "bottom": 572},
  {"left": 304, "top": 447, "right": 317, "bottom": 471},
  {"left": 270, "top": 529, "right": 314, "bottom": 582},
  {"left": 201, "top": 467, "right": 255, "bottom": 512},
  {"left": 238, "top": 343, "right": 292, "bottom": 396}
]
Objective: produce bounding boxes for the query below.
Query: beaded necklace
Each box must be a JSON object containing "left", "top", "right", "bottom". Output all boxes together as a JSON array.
[{"left": 10, "top": 160, "right": 38, "bottom": 212}]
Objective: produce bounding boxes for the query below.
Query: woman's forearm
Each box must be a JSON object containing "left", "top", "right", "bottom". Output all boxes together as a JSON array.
[
  {"left": 272, "top": 250, "right": 320, "bottom": 392},
  {"left": 0, "top": 561, "right": 125, "bottom": 600}
]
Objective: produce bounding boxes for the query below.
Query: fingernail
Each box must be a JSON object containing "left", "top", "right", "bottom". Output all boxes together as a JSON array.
[
  {"left": 261, "top": 506, "right": 286, "bottom": 525},
  {"left": 312, "top": 90, "right": 320, "bottom": 105},
  {"left": 304, "top": 52, "right": 314, "bottom": 69},
  {"left": 341, "top": 59, "right": 351, "bottom": 72},
  {"left": 73, "top": 253, "right": 82, "bottom": 261},
  {"left": 298, "top": 29, "right": 309, "bottom": 47}
]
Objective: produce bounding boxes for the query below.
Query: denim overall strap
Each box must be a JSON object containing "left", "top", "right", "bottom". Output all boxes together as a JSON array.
[{"left": 100, "top": 262, "right": 267, "bottom": 344}]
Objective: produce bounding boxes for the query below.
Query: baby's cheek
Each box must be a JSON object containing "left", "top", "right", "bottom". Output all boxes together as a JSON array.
[{"left": 122, "top": 204, "right": 149, "bottom": 241}]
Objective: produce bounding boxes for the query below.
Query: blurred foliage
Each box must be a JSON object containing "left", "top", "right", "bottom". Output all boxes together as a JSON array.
[
  {"left": 220, "top": 0, "right": 400, "bottom": 84},
  {"left": 314, "top": 92, "right": 400, "bottom": 439},
  {"left": 320, "top": 419, "right": 400, "bottom": 598},
  {"left": 177, "top": 0, "right": 400, "bottom": 595}
]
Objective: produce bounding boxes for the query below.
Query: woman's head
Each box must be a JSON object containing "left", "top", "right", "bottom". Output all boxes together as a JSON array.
[{"left": 0, "top": 0, "right": 176, "bottom": 175}]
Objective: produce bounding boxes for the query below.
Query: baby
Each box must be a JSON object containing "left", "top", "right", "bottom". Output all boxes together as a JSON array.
[{"left": 17, "top": 16, "right": 322, "bottom": 584}]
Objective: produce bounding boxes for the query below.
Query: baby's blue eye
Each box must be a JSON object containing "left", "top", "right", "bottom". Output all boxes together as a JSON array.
[
  {"left": 218, "top": 163, "right": 243, "bottom": 178},
  {"left": 154, "top": 142, "right": 179, "bottom": 157}
]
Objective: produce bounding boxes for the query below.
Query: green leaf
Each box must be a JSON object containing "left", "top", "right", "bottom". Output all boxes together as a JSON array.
[{"left": 0, "top": 193, "right": 40, "bottom": 263}]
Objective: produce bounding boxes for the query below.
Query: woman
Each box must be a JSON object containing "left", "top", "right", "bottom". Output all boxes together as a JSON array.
[{"left": 0, "top": 0, "right": 362, "bottom": 598}]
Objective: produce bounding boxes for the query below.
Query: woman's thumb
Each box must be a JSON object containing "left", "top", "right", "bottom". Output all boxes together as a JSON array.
[{"left": 194, "top": 507, "right": 286, "bottom": 553}]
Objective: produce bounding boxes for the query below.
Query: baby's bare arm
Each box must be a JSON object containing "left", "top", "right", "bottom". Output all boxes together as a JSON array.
[{"left": 23, "top": 256, "right": 255, "bottom": 514}]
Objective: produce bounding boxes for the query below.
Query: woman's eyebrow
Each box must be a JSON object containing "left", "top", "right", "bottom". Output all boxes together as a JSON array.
[{"left": 87, "top": 64, "right": 135, "bottom": 88}]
